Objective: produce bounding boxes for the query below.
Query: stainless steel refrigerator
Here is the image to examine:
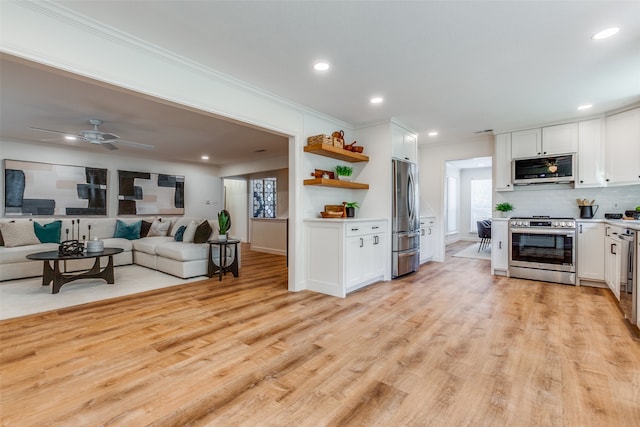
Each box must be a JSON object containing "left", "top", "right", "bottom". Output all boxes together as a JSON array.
[{"left": 392, "top": 159, "right": 420, "bottom": 278}]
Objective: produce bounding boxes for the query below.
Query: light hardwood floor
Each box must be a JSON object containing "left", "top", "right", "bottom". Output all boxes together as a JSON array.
[{"left": 1, "top": 243, "right": 639, "bottom": 426}]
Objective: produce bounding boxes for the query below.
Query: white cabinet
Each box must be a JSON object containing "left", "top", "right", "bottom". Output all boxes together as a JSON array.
[
  {"left": 419, "top": 216, "right": 436, "bottom": 263},
  {"left": 605, "top": 108, "right": 640, "bottom": 186},
  {"left": 495, "top": 133, "right": 513, "bottom": 191},
  {"left": 511, "top": 124, "right": 577, "bottom": 159},
  {"left": 304, "top": 219, "right": 387, "bottom": 298},
  {"left": 604, "top": 225, "right": 622, "bottom": 300},
  {"left": 577, "top": 221, "right": 605, "bottom": 283},
  {"left": 511, "top": 128, "right": 541, "bottom": 159},
  {"left": 346, "top": 224, "right": 386, "bottom": 292},
  {"left": 491, "top": 219, "right": 509, "bottom": 275},
  {"left": 392, "top": 124, "right": 417, "bottom": 163},
  {"left": 541, "top": 123, "right": 578, "bottom": 155},
  {"left": 576, "top": 119, "right": 605, "bottom": 188}
]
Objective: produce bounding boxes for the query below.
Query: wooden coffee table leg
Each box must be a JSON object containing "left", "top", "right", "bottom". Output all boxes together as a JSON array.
[
  {"left": 52, "top": 260, "right": 63, "bottom": 294},
  {"left": 42, "top": 260, "right": 54, "bottom": 286},
  {"left": 103, "top": 255, "right": 115, "bottom": 284}
]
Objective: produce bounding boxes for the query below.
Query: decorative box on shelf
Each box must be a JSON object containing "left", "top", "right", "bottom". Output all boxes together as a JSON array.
[{"left": 307, "top": 134, "right": 343, "bottom": 149}]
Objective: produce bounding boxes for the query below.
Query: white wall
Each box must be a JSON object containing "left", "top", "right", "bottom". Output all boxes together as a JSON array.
[
  {"left": 1, "top": 139, "right": 223, "bottom": 219},
  {"left": 419, "top": 135, "right": 495, "bottom": 261}
]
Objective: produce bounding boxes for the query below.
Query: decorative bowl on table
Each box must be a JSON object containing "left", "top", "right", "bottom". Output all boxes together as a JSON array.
[{"left": 86, "top": 238, "right": 104, "bottom": 252}]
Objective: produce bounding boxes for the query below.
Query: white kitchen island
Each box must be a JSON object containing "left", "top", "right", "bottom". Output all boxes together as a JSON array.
[{"left": 304, "top": 218, "right": 388, "bottom": 297}]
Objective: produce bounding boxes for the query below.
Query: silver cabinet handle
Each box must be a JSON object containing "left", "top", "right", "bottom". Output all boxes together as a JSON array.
[
  {"left": 360, "top": 238, "right": 364, "bottom": 248},
  {"left": 579, "top": 224, "right": 583, "bottom": 234},
  {"left": 372, "top": 226, "right": 380, "bottom": 229},
  {"left": 611, "top": 243, "right": 616, "bottom": 255},
  {"left": 428, "top": 228, "right": 432, "bottom": 235},
  {"left": 351, "top": 227, "right": 359, "bottom": 231},
  {"left": 374, "top": 235, "right": 379, "bottom": 245},
  {"left": 499, "top": 241, "right": 502, "bottom": 249}
]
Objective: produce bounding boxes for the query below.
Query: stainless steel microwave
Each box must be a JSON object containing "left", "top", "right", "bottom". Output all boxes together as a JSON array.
[{"left": 512, "top": 154, "right": 574, "bottom": 185}]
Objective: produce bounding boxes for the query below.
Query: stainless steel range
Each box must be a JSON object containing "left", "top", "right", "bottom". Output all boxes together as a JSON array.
[{"left": 509, "top": 216, "right": 576, "bottom": 285}]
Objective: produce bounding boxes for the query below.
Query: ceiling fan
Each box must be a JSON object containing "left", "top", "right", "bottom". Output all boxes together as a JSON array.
[{"left": 30, "top": 119, "right": 155, "bottom": 151}]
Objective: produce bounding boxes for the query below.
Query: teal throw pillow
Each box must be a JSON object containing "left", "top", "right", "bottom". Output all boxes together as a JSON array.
[
  {"left": 114, "top": 220, "right": 141, "bottom": 240},
  {"left": 34, "top": 220, "right": 62, "bottom": 243},
  {"left": 174, "top": 225, "right": 186, "bottom": 242}
]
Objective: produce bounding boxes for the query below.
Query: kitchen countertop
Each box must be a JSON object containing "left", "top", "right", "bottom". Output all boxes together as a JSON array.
[
  {"left": 576, "top": 218, "right": 640, "bottom": 231},
  {"left": 492, "top": 217, "right": 640, "bottom": 231}
]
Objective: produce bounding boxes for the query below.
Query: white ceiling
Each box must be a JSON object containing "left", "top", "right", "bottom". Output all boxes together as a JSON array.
[{"left": 2, "top": 1, "right": 639, "bottom": 165}]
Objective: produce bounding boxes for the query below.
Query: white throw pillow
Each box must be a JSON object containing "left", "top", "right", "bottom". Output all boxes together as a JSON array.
[
  {"left": 182, "top": 220, "right": 198, "bottom": 243},
  {"left": 0, "top": 221, "right": 40, "bottom": 247},
  {"left": 147, "top": 219, "right": 170, "bottom": 237}
]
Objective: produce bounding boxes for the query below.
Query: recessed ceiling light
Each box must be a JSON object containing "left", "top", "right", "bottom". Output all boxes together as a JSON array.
[
  {"left": 592, "top": 27, "right": 620, "bottom": 40},
  {"left": 370, "top": 97, "right": 383, "bottom": 104},
  {"left": 201, "top": 155, "right": 209, "bottom": 160},
  {"left": 313, "top": 62, "right": 330, "bottom": 71},
  {"left": 428, "top": 131, "right": 438, "bottom": 137},
  {"left": 577, "top": 104, "right": 593, "bottom": 111},
  {"left": 65, "top": 135, "right": 77, "bottom": 141}
]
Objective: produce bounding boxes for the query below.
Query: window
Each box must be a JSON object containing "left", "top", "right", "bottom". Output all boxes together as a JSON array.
[
  {"left": 470, "top": 179, "right": 492, "bottom": 232},
  {"left": 251, "top": 178, "right": 277, "bottom": 218}
]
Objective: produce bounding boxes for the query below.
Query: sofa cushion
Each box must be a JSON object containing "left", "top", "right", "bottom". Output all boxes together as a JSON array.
[
  {"left": 182, "top": 221, "right": 198, "bottom": 243},
  {"left": 101, "top": 237, "right": 134, "bottom": 252},
  {"left": 132, "top": 236, "right": 174, "bottom": 254},
  {"left": 155, "top": 242, "right": 208, "bottom": 262},
  {"left": 140, "top": 220, "right": 153, "bottom": 237},
  {"left": 82, "top": 218, "right": 117, "bottom": 240},
  {"left": 114, "top": 220, "right": 141, "bottom": 240},
  {"left": 147, "top": 219, "right": 170, "bottom": 237},
  {"left": 34, "top": 220, "right": 62, "bottom": 243},
  {"left": 169, "top": 217, "right": 194, "bottom": 237},
  {"left": 174, "top": 226, "right": 186, "bottom": 242},
  {"left": 0, "top": 221, "right": 40, "bottom": 247},
  {"left": 194, "top": 220, "right": 213, "bottom": 244},
  {"left": 0, "top": 243, "right": 59, "bottom": 263}
]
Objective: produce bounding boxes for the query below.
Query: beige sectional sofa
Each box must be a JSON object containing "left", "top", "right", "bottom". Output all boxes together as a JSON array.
[{"left": 0, "top": 216, "right": 237, "bottom": 282}]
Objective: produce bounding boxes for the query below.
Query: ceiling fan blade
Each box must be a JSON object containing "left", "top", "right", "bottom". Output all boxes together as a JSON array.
[
  {"left": 100, "top": 133, "right": 119, "bottom": 141},
  {"left": 101, "top": 142, "right": 118, "bottom": 151},
  {"left": 30, "top": 126, "right": 77, "bottom": 136},
  {"left": 112, "top": 139, "right": 155, "bottom": 150}
]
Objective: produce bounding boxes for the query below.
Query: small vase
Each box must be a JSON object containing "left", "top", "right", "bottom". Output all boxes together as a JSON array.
[
  {"left": 345, "top": 207, "right": 355, "bottom": 218},
  {"left": 338, "top": 175, "right": 351, "bottom": 182},
  {"left": 218, "top": 234, "right": 227, "bottom": 242}
]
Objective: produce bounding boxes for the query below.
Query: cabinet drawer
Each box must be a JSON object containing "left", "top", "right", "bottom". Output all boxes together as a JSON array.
[{"left": 345, "top": 222, "right": 386, "bottom": 237}]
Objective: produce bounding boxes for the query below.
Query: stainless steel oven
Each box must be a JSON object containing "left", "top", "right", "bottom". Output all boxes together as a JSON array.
[
  {"left": 509, "top": 217, "right": 576, "bottom": 285},
  {"left": 618, "top": 229, "right": 638, "bottom": 337}
]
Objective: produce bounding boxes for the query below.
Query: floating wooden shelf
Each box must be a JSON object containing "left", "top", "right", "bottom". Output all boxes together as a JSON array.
[
  {"left": 303, "top": 178, "right": 369, "bottom": 189},
  {"left": 304, "top": 144, "right": 369, "bottom": 162}
]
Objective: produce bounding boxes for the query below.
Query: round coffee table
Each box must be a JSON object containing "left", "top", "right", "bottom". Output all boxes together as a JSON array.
[{"left": 27, "top": 248, "right": 124, "bottom": 294}]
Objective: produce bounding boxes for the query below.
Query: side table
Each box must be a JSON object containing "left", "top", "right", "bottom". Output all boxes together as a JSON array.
[{"left": 207, "top": 239, "right": 240, "bottom": 281}]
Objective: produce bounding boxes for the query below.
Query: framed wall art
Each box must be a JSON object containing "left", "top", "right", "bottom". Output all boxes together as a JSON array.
[
  {"left": 117, "top": 170, "right": 184, "bottom": 215},
  {"left": 4, "top": 159, "right": 107, "bottom": 216}
]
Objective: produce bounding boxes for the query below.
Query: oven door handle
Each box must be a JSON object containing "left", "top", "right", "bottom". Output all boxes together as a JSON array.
[{"left": 510, "top": 228, "right": 575, "bottom": 236}]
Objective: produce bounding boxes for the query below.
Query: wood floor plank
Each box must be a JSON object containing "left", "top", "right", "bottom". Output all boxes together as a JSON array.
[{"left": 1, "top": 242, "right": 639, "bottom": 426}]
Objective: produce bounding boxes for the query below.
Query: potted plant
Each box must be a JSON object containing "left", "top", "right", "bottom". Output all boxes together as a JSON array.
[
  {"left": 495, "top": 202, "right": 514, "bottom": 218},
  {"left": 343, "top": 201, "right": 359, "bottom": 218},
  {"left": 335, "top": 165, "right": 353, "bottom": 181},
  {"left": 217, "top": 210, "right": 231, "bottom": 241}
]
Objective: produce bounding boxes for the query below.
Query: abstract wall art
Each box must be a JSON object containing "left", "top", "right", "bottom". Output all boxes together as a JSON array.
[
  {"left": 4, "top": 160, "right": 108, "bottom": 216},
  {"left": 118, "top": 170, "right": 184, "bottom": 215}
]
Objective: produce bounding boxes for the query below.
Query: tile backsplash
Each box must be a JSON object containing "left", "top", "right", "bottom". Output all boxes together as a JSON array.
[{"left": 495, "top": 184, "right": 640, "bottom": 218}]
